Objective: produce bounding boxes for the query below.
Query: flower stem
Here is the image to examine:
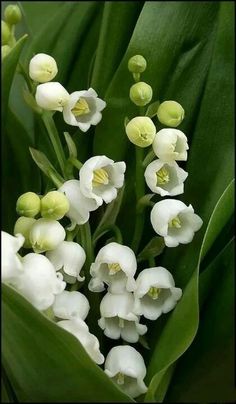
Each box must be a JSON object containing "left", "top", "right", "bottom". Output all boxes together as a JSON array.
[
  {"left": 80, "top": 221, "right": 94, "bottom": 278},
  {"left": 42, "top": 112, "right": 67, "bottom": 177},
  {"left": 131, "top": 147, "right": 145, "bottom": 253},
  {"left": 142, "top": 149, "right": 155, "bottom": 168},
  {"left": 92, "top": 224, "right": 123, "bottom": 246}
]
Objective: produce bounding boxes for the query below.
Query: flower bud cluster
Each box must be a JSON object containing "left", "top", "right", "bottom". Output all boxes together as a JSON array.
[
  {"left": 1, "top": 4, "right": 22, "bottom": 59},
  {"left": 29, "top": 53, "right": 106, "bottom": 132}
]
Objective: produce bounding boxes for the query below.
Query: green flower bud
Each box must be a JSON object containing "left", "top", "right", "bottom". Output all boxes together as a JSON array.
[
  {"left": 129, "top": 82, "right": 153, "bottom": 107},
  {"left": 16, "top": 192, "right": 41, "bottom": 218},
  {"left": 2, "top": 20, "right": 11, "bottom": 45},
  {"left": 157, "top": 101, "right": 185, "bottom": 128},
  {"left": 2, "top": 44, "right": 11, "bottom": 59},
  {"left": 125, "top": 116, "right": 156, "bottom": 148},
  {"left": 14, "top": 216, "right": 36, "bottom": 248},
  {"left": 41, "top": 191, "right": 69, "bottom": 220},
  {"left": 128, "top": 55, "right": 147, "bottom": 73},
  {"left": 4, "top": 5, "right": 22, "bottom": 25}
]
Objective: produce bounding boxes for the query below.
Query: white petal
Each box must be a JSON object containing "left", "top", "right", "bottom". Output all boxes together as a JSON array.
[
  {"left": 52, "top": 290, "right": 89, "bottom": 320},
  {"left": 1, "top": 231, "right": 24, "bottom": 286}
]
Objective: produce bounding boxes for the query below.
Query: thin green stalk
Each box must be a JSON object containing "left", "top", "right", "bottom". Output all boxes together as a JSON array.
[
  {"left": 68, "top": 157, "right": 83, "bottom": 170},
  {"left": 143, "top": 149, "right": 155, "bottom": 168},
  {"left": 131, "top": 147, "right": 145, "bottom": 253},
  {"left": 93, "top": 224, "right": 123, "bottom": 246},
  {"left": 42, "top": 112, "right": 66, "bottom": 177},
  {"left": 80, "top": 222, "right": 94, "bottom": 277}
]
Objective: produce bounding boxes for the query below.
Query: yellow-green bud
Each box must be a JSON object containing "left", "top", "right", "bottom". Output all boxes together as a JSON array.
[
  {"left": 2, "top": 44, "right": 11, "bottom": 59},
  {"left": 16, "top": 192, "right": 41, "bottom": 218},
  {"left": 157, "top": 101, "right": 185, "bottom": 128},
  {"left": 4, "top": 5, "right": 22, "bottom": 25},
  {"left": 125, "top": 116, "right": 156, "bottom": 148},
  {"left": 128, "top": 55, "right": 147, "bottom": 73},
  {"left": 1, "top": 21, "right": 11, "bottom": 45},
  {"left": 41, "top": 191, "right": 69, "bottom": 220},
  {"left": 14, "top": 216, "right": 36, "bottom": 248},
  {"left": 129, "top": 82, "right": 153, "bottom": 107}
]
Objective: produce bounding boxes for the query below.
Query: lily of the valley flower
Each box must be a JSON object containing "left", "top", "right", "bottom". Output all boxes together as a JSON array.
[
  {"left": 151, "top": 199, "right": 203, "bottom": 247},
  {"left": 62, "top": 88, "right": 106, "bottom": 132},
  {"left": 35, "top": 82, "right": 70, "bottom": 112},
  {"left": 89, "top": 242, "right": 137, "bottom": 293},
  {"left": 29, "top": 53, "right": 58, "bottom": 83},
  {"left": 1, "top": 231, "right": 24, "bottom": 287},
  {"left": 46, "top": 241, "right": 86, "bottom": 283},
  {"left": 98, "top": 291, "right": 147, "bottom": 343},
  {"left": 16, "top": 253, "right": 66, "bottom": 311},
  {"left": 29, "top": 218, "right": 66, "bottom": 253},
  {"left": 152, "top": 128, "right": 189, "bottom": 162},
  {"left": 52, "top": 290, "right": 90, "bottom": 321},
  {"left": 104, "top": 345, "right": 148, "bottom": 398},
  {"left": 125, "top": 116, "right": 156, "bottom": 148},
  {"left": 58, "top": 180, "right": 99, "bottom": 229},
  {"left": 58, "top": 318, "right": 104, "bottom": 364},
  {"left": 144, "top": 159, "right": 188, "bottom": 196},
  {"left": 79, "top": 156, "right": 126, "bottom": 206},
  {"left": 134, "top": 267, "right": 182, "bottom": 320}
]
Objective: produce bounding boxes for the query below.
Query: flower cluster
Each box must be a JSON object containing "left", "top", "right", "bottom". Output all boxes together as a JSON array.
[{"left": 1, "top": 52, "right": 203, "bottom": 400}]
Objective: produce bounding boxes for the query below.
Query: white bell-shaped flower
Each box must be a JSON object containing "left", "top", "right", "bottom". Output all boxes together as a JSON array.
[
  {"left": 152, "top": 128, "right": 189, "bottom": 162},
  {"left": 79, "top": 156, "right": 126, "bottom": 207},
  {"left": 134, "top": 267, "right": 182, "bottom": 320},
  {"left": 46, "top": 241, "right": 86, "bottom": 283},
  {"left": 144, "top": 159, "right": 188, "bottom": 196},
  {"left": 1, "top": 231, "right": 24, "bottom": 287},
  {"left": 16, "top": 253, "right": 66, "bottom": 311},
  {"left": 29, "top": 218, "right": 66, "bottom": 253},
  {"left": 58, "top": 180, "right": 98, "bottom": 229},
  {"left": 104, "top": 345, "right": 148, "bottom": 398},
  {"left": 150, "top": 199, "right": 203, "bottom": 247},
  {"left": 52, "top": 290, "right": 90, "bottom": 321},
  {"left": 89, "top": 242, "right": 137, "bottom": 293},
  {"left": 58, "top": 318, "right": 104, "bottom": 364},
  {"left": 29, "top": 53, "right": 58, "bottom": 83},
  {"left": 35, "top": 82, "right": 70, "bottom": 112},
  {"left": 98, "top": 291, "right": 147, "bottom": 343},
  {"left": 62, "top": 88, "right": 106, "bottom": 132}
]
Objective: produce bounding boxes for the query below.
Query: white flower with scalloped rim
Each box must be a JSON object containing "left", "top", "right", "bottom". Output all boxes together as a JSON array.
[
  {"left": 79, "top": 155, "right": 126, "bottom": 207},
  {"left": 52, "top": 290, "right": 90, "bottom": 321},
  {"left": 150, "top": 199, "right": 203, "bottom": 247},
  {"left": 1, "top": 231, "right": 24, "bottom": 287},
  {"left": 104, "top": 345, "right": 147, "bottom": 398},
  {"left": 63, "top": 88, "right": 106, "bottom": 132},
  {"left": 134, "top": 267, "right": 182, "bottom": 320},
  {"left": 152, "top": 128, "right": 189, "bottom": 162},
  {"left": 35, "top": 82, "right": 70, "bottom": 111},
  {"left": 29, "top": 218, "right": 65, "bottom": 253}
]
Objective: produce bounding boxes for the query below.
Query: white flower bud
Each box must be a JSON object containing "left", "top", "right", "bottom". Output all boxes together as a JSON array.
[
  {"left": 58, "top": 180, "right": 99, "bottom": 228},
  {"left": 14, "top": 216, "right": 36, "bottom": 248},
  {"left": 58, "top": 318, "right": 104, "bottom": 364},
  {"left": 152, "top": 128, "right": 189, "bottom": 162},
  {"left": 105, "top": 345, "right": 147, "bottom": 398},
  {"left": 52, "top": 290, "right": 90, "bottom": 321},
  {"left": 62, "top": 88, "right": 106, "bottom": 132},
  {"left": 29, "top": 53, "right": 58, "bottom": 83},
  {"left": 15, "top": 253, "right": 66, "bottom": 311},
  {"left": 35, "top": 82, "right": 70, "bottom": 112},
  {"left": 144, "top": 159, "right": 188, "bottom": 197},
  {"left": 79, "top": 156, "right": 126, "bottom": 207},
  {"left": 89, "top": 242, "right": 137, "bottom": 294},
  {"left": 157, "top": 100, "right": 185, "bottom": 127},
  {"left": 98, "top": 291, "right": 147, "bottom": 343},
  {"left": 129, "top": 82, "right": 153, "bottom": 107},
  {"left": 150, "top": 199, "right": 203, "bottom": 247},
  {"left": 134, "top": 267, "right": 182, "bottom": 320},
  {"left": 46, "top": 241, "right": 86, "bottom": 283},
  {"left": 125, "top": 116, "right": 156, "bottom": 148},
  {"left": 16, "top": 192, "right": 41, "bottom": 218},
  {"left": 1, "top": 231, "right": 24, "bottom": 287},
  {"left": 29, "top": 218, "right": 66, "bottom": 253}
]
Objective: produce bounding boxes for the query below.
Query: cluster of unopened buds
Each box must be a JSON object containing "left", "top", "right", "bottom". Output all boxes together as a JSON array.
[
  {"left": 2, "top": 51, "right": 203, "bottom": 398},
  {"left": 1, "top": 4, "right": 22, "bottom": 59}
]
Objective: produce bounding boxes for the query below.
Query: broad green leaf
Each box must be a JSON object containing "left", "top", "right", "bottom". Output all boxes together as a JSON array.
[
  {"left": 145, "top": 176, "right": 234, "bottom": 401},
  {"left": 138, "top": 237, "right": 165, "bottom": 262},
  {"left": 2, "top": 34, "right": 28, "bottom": 126},
  {"left": 2, "top": 284, "right": 133, "bottom": 403},
  {"left": 165, "top": 238, "right": 235, "bottom": 402}
]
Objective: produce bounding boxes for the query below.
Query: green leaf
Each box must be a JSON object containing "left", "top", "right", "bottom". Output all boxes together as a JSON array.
[
  {"left": 138, "top": 237, "right": 165, "bottom": 262},
  {"left": 2, "top": 34, "right": 28, "bottom": 126},
  {"left": 64, "top": 132, "right": 78, "bottom": 159},
  {"left": 2, "top": 284, "right": 133, "bottom": 403},
  {"left": 29, "top": 147, "right": 63, "bottom": 187},
  {"left": 145, "top": 101, "right": 160, "bottom": 118}
]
